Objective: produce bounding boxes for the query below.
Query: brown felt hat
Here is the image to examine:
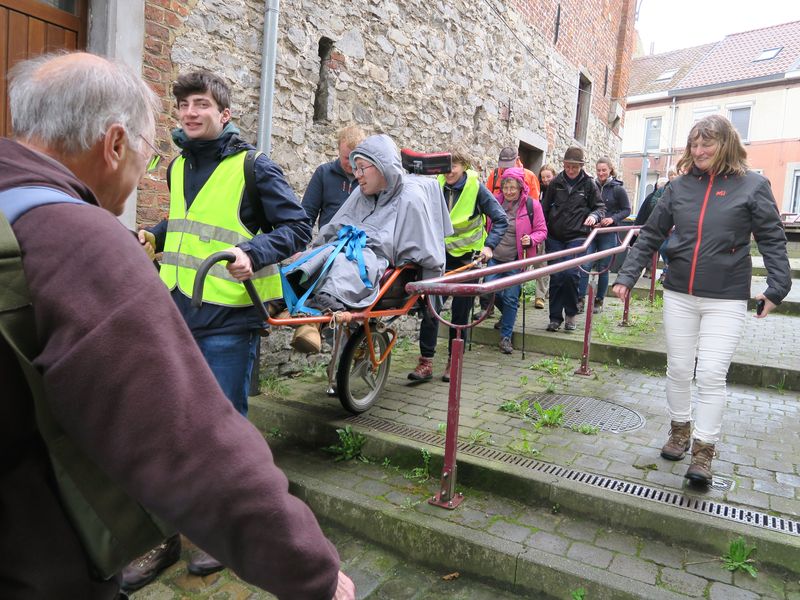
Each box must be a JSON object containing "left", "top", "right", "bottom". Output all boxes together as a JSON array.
[{"left": 563, "top": 146, "right": 585, "bottom": 165}]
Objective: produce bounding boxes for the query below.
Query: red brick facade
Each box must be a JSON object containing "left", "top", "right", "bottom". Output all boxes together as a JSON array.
[{"left": 137, "top": 0, "right": 196, "bottom": 228}]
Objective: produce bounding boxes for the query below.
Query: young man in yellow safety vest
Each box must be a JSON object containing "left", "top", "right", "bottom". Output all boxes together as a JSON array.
[
  {"left": 133, "top": 70, "right": 312, "bottom": 586},
  {"left": 408, "top": 148, "right": 508, "bottom": 383}
]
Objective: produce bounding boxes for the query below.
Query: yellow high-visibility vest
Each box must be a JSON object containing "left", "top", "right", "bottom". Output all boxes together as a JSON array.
[
  {"left": 439, "top": 169, "right": 487, "bottom": 256},
  {"left": 160, "top": 152, "right": 282, "bottom": 306}
]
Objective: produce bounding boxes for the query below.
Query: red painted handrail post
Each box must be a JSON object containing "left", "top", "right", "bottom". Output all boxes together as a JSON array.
[
  {"left": 429, "top": 331, "right": 465, "bottom": 509},
  {"left": 576, "top": 274, "right": 596, "bottom": 376},
  {"left": 649, "top": 251, "right": 658, "bottom": 304},
  {"left": 621, "top": 285, "right": 631, "bottom": 327}
]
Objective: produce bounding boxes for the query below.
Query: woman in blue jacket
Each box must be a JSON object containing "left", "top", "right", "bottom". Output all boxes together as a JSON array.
[{"left": 613, "top": 115, "right": 791, "bottom": 485}]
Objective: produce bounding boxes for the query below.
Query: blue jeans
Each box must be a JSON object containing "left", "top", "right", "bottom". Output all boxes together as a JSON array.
[
  {"left": 484, "top": 258, "right": 522, "bottom": 339},
  {"left": 196, "top": 332, "right": 259, "bottom": 417},
  {"left": 545, "top": 237, "right": 586, "bottom": 324},
  {"left": 578, "top": 231, "right": 618, "bottom": 301}
]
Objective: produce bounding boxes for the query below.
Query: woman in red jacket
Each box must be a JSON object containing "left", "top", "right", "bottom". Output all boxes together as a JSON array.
[{"left": 485, "top": 167, "right": 547, "bottom": 353}]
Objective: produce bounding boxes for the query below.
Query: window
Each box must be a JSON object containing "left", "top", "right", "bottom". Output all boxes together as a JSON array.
[
  {"left": 693, "top": 107, "right": 718, "bottom": 122},
  {"left": 573, "top": 74, "right": 592, "bottom": 144},
  {"left": 39, "top": 0, "right": 78, "bottom": 13},
  {"left": 655, "top": 68, "right": 678, "bottom": 81},
  {"left": 313, "top": 37, "right": 335, "bottom": 123},
  {"left": 644, "top": 117, "right": 661, "bottom": 152},
  {"left": 754, "top": 47, "right": 782, "bottom": 61},
  {"left": 791, "top": 170, "right": 800, "bottom": 214},
  {"left": 728, "top": 106, "right": 752, "bottom": 142}
]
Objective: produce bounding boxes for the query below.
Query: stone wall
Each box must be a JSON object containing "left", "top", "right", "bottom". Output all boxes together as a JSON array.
[
  {"left": 138, "top": 0, "right": 636, "bottom": 374},
  {"left": 138, "top": 0, "right": 636, "bottom": 226}
]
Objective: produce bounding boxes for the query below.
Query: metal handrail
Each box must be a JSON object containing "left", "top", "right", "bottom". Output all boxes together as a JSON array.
[{"left": 407, "top": 226, "right": 640, "bottom": 297}]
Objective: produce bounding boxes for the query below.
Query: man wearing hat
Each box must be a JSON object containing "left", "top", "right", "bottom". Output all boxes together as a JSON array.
[{"left": 540, "top": 146, "right": 605, "bottom": 332}]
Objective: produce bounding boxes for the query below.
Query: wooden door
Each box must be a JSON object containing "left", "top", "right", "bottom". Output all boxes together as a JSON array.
[{"left": 1, "top": 0, "right": 88, "bottom": 137}]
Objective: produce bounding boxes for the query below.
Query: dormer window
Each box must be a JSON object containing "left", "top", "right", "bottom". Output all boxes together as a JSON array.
[
  {"left": 655, "top": 68, "right": 678, "bottom": 81},
  {"left": 754, "top": 47, "right": 782, "bottom": 61}
]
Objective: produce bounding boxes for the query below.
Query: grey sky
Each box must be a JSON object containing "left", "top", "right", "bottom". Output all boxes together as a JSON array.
[{"left": 635, "top": 0, "right": 800, "bottom": 55}]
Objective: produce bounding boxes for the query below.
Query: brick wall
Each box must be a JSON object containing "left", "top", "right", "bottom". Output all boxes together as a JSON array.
[{"left": 137, "top": 0, "right": 197, "bottom": 228}]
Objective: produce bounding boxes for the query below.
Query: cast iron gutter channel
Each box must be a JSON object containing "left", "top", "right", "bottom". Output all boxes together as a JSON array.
[{"left": 346, "top": 413, "right": 800, "bottom": 538}]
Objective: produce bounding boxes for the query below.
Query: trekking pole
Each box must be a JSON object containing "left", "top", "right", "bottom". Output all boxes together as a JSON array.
[{"left": 521, "top": 247, "right": 527, "bottom": 360}]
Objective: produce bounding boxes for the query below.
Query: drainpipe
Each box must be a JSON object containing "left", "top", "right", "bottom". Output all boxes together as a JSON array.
[
  {"left": 257, "top": 0, "right": 280, "bottom": 154},
  {"left": 666, "top": 96, "right": 677, "bottom": 171}
]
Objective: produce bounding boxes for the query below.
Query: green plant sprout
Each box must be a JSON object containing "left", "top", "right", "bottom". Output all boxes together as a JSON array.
[
  {"left": 721, "top": 537, "right": 757, "bottom": 578},
  {"left": 322, "top": 426, "right": 369, "bottom": 462}
]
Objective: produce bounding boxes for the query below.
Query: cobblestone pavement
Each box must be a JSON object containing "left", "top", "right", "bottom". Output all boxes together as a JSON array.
[
  {"left": 128, "top": 521, "right": 526, "bottom": 600},
  {"left": 283, "top": 326, "right": 800, "bottom": 518}
]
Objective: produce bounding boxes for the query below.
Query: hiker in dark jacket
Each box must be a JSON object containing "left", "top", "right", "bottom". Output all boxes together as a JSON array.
[
  {"left": 613, "top": 114, "right": 791, "bottom": 486},
  {"left": 540, "top": 146, "right": 605, "bottom": 332},
  {"left": 302, "top": 125, "right": 366, "bottom": 229},
  {"left": 577, "top": 156, "right": 630, "bottom": 313}
]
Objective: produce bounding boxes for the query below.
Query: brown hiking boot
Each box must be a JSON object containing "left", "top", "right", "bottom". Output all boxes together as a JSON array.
[
  {"left": 442, "top": 358, "right": 451, "bottom": 382},
  {"left": 407, "top": 356, "right": 433, "bottom": 382},
  {"left": 660, "top": 420, "right": 692, "bottom": 461},
  {"left": 685, "top": 439, "right": 715, "bottom": 485}
]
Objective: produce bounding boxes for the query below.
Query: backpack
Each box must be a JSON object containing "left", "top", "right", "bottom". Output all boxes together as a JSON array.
[{"left": 0, "top": 186, "right": 174, "bottom": 579}]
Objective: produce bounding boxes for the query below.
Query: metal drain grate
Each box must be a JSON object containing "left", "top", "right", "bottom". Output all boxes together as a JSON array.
[
  {"left": 525, "top": 393, "right": 644, "bottom": 433},
  {"left": 346, "top": 414, "right": 800, "bottom": 537}
]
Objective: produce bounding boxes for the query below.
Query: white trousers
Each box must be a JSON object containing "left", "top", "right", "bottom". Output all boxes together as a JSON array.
[{"left": 662, "top": 290, "right": 747, "bottom": 444}]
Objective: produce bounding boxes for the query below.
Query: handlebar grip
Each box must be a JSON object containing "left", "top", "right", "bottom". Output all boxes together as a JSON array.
[{"left": 191, "top": 251, "right": 236, "bottom": 308}]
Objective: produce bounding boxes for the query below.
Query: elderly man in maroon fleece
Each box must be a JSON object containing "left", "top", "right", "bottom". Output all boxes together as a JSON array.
[{"left": 0, "top": 52, "right": 354, "bottom": 600}]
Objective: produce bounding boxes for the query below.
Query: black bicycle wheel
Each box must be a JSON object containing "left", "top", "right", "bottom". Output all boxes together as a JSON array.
[{"left": 336, "top": 325, "right": 391, "bottom": 414}]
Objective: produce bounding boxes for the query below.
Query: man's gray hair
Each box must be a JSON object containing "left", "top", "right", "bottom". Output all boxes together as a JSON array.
[{"left": 9, "top": 52, "right": 160, "bottom": 154}]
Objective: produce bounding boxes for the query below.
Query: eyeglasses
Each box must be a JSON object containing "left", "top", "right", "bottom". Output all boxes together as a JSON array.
[
  {"left": 354, "top": 164, "right": 376, "bottom": 177},
  {"left": 138, "top": 134, "right": 163, "bottom": 173}
]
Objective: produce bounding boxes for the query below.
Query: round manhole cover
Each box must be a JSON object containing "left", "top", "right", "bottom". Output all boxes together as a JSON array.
[{"left": 525, "top": 393, "right": 644, "bottom": 433}]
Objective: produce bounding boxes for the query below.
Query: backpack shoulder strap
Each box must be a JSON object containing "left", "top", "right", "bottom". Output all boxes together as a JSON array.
[
  {"left": 0, "top": 186, "right": 85, "bottom": 224},
  {"left": 526, "top": 196, "right": 535, "bottom": 228},
  {"left": 244, "top": 149, "right": 262, "bottom": 204}
]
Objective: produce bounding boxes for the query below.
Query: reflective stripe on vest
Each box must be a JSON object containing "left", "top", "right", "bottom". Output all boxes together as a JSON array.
[
  {"left": 439, "top": 169, "right": 487, "bottom": 256},
  {"left": 159, "top": 152, "right": 282, "bottom": 306}
]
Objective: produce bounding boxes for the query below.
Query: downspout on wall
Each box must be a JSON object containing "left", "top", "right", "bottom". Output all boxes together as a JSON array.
[
  {"left": 257, "top": 0, "right": 280, "bottom": 154},
  {"left": 666, "top": 96, "right": 677, "bottom": 171}
]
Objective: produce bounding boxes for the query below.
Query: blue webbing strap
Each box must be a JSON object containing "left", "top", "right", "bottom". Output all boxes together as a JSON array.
[
  {"left": 0, "top": 186, "right": 85, "bottom": 223},
  {"left": 280, "top": 225, "right": 372, "bottom": 315}
]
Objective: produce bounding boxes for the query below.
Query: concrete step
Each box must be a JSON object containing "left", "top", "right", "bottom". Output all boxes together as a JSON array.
[{"left": 249, "top": 378, "right": 800, "bottom": 579}]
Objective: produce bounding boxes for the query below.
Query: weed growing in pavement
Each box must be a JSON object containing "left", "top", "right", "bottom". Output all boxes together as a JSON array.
[
  {"left": 570, "top": 588, "right": 587, "bottom": 600},
  {"left": 633, "top": 463, "right": 658, "bottom": 472},
  {"left": 551, "top": 503, "right": 560, "bottom": 514},
  {"left": 261, "top": 375, "right": 290, "bottom": 397},
  {"left": 300, "top": 362, "right": 327, "bottom": 378},
  {"left": 529, "top": 356, "right": 571, "bottom": 376},
  {"left": 395, "top": 336, "right": 412, "bottom": 352},
  {"left": 519, "top": 374, "right": 529, "bottom": 386},
  {"left": 468, "top": 429, "right": 492, "bottom": 445},
  {"left": 436, "top": 422, "right": 446, "bottom": 435},
  {"left": 500, "top": 398, "right": 530, "bottom": 416},
  {"left": 522, "top": 281, "right": 537, "bottom": 299},
  {"left": 768, "top": 374, "right": 787, "bottom": 395},
  {"left": 721, "top": 537, "right": 758, "bottom": 577},
  {"left": 382, "top": 457, "right": 392, "bottom": 468},
  {"left": 642, "top": 366, "right": 665, "bottom": 377},
  {"left": 323, "top": 426, "right": 369, "bottom": 463},
  {"left": 531, "top": 401, "right": 564, "bottom": 428},
  {"left": 572, "top": 424, "right": 599, "bottom": 435},
  {"left": 400, "top": 497, "right": 422, "bottom": 510},
  {"left": 507, "top": 428, "right": 540, "bottom": 456},
  {"left": 267, "top": 427, "right": 284, "bottom": 439},
  {"left": 404, "top": 448, "right": 432, "bottom": 483}
]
